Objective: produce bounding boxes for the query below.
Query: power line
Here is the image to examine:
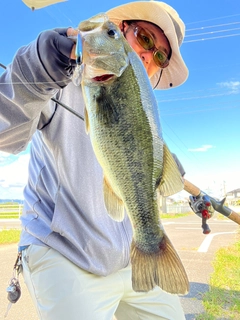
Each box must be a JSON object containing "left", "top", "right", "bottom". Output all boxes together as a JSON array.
[
  {"left": 186, "top": 21, "right": 240, "bottom": 32},
  {"left": 186, "top": 13, "right": 240, "bottom": 25},
  {"left": 161, "top": 105, "right": 238, "bottom": 116},
  {"left": 161, "top": 118, "right": 202, "bottom": 163},
  {"left": 157, "top": 92, "right": 237, "bottom": 104},
  {"left": 184, "top": 32, "right": 240, "bottom": 43},
  {"left": 185, "top": 27, "right": 240, "bottom": 38}
]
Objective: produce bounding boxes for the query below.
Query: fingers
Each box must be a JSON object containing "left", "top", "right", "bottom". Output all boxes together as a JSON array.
[
  {"left": 70, "top": 44, "right": 77, "bottom": 60},
  {"left": 66, "top": 28, "right": 79, "bottom": 60},
  {"left": 38, "top": 29, "right": 77, "bottom": 87},
  {"left": 67, "top": 27, "right": 79, "bottom": 37}
]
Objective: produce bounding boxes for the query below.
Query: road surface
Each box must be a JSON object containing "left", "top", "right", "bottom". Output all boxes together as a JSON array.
[{"left": 0, "top": 214, "right": 239, "bottom": 319}]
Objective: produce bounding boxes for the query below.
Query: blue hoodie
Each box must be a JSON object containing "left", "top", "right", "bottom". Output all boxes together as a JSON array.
[{"left": 0, "top": 28, "right": 184, "bottom": 276}]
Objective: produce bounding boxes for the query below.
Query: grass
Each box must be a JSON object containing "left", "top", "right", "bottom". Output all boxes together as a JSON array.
[
  {"left": 196, "top": 235, "right": 240, "bottom": 320},
  {"left": 0, "top": 229, "right": 21, "bottom": 244},
  {"left": 3, "top": 210, "right": 240, "bottom": 319},
  {"left": 0, "top": 203, "right": 23, "bottom": 219},
  {"left": 0, "top": 213, "right": 20, "bottom": 219},
  {"left": 160, "top": 212, "right": 193, "bottom": 219},
  {"left": 0, "top": 211, "right": 192, "bottom": 245}
]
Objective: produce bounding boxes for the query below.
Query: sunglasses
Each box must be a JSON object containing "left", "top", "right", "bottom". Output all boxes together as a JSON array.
[{"left": 132, "top": 25, "right": 170, "bottom": 69}]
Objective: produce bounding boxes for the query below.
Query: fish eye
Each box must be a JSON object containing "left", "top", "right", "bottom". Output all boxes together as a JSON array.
[{"left": 107, "top": 28, "right": 118, "bottom": 38}]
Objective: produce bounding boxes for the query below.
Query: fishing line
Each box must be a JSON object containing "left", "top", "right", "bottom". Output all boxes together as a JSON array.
[
  {"left": 1, "top": 61, "right": 239, "bottom": 113},
  {"left": 1, "top": 61, "right": 238, "bottom": 116},
  {"left": 0, "top": 62, "right": 84, "bottom": 122}
]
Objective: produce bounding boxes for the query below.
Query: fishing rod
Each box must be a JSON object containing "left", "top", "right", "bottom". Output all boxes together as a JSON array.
[
  {"left": 185, "top": 179, "right": 240, "bottom": 234},
  {"left": 0, "top": 62, "right": 7, "bottom": 70},
  {"left": 0, "top": 63, "right": 84, "bottom": 121}
]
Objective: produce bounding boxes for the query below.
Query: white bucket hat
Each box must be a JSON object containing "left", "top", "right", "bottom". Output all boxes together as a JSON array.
[{"left": 107, "top": 1, "right": 189, "bottom": 89}]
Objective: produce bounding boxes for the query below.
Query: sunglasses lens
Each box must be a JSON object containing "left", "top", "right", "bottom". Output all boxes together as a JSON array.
[
  {"left": 136, "top": 28, "right": 154, "bottom": 50},
  {"left": 154, "top": 50, "right": 169, "bottom": 68},
  {"left": 135, "top": 26, "right": 169, "bottom": 69}
]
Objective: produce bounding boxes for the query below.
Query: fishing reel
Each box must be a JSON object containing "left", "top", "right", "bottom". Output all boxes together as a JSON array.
[{"left": 189, "top": 192, "right": 215, "bottom": 234}]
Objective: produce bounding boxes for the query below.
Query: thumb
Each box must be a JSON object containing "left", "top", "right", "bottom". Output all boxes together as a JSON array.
[{"left": 67, "top": 28, "right": 79, "bottom": 60}]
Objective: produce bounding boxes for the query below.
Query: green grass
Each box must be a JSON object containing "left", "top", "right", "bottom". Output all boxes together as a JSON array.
[
  {"left": 0, "top": 203, "right": 23, "bottom": 219},
  {"left": 160, "top": 212, "right": 193, "bottom": 219},
  {"left": 0, "top": 213, "right": 20, "bottom": 219},
  {"left": 0, "top": 229, "right": 21, "bottom": 244},
  {"left": 3, "top": 211, "right": 240, "bottom": 319},
  {"left": 196, "top": 236, "right": 240, "bottom": 319},
  {"left": 0, "top": 211, "right": 191, "bottom": 245}
]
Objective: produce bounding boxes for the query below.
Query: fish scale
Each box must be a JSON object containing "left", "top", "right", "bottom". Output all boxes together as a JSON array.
[{"left": 78, "top": 13, "right": 189, "bottom": 294}]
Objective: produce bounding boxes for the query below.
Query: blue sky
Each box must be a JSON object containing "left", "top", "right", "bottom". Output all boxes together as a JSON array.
[{"left": 0, "top": 0, "right": 239, "bottom": 199}]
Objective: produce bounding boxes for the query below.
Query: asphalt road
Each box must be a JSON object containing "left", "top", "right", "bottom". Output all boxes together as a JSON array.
[
  {"left": 0, "top": 214, "right": 239, "bottom": 320},
  {"left": 164, "top": 214, "right": 239, "bottom": 319}
]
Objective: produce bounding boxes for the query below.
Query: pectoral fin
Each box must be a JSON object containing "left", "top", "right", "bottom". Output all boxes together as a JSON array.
[
  {"left": 103, "top": 176, "right": 125, "bottom": 221},
  {"left": 158, "top": 144, "right": 184, "bottom": 197}
]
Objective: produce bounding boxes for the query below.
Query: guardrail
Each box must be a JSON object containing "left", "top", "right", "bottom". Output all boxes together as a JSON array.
[
  {"left": 0, "top": 203, "right": 191, "bottom": 219},
  {"left": 2, "top": 203, "right": 237, "bottom": 219},
  {"left": 165, "top": 205, "right": 191, "bottom": 214},
  {"left": 0, "top": 204, "right": 23, "bottom": 219}
]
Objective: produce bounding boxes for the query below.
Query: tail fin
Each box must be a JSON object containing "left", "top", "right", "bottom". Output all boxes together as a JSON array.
[{"left": 131, "top": 234, "right": 189, "bottom": 294}]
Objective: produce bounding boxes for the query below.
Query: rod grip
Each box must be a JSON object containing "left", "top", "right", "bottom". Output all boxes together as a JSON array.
[
  {"left": 184, "top": 179, "right": 201, "bottom": 196},
  {"left": 228, "top": 211, "right": 240, "bottom": 225}
]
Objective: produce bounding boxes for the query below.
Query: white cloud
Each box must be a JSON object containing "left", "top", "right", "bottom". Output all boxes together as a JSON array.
[
  {"left": 188, "top": 145, "right": 214, "bottom": 152},
  {"left": 0, "top": 151, "right": 12, "bottom": 164},
  {"left": 218, "top": 81, "right": 240, "bottom": 94},
  {"left": 0, "top": 154, "right": 30, "bottom": 199}
]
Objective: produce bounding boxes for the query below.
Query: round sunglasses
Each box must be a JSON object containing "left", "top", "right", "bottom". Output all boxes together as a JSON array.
[{"left": 132, "top": 25, "right": 170, "bottom": 69}]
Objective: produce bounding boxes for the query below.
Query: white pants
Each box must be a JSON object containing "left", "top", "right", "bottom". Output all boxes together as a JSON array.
[{"left": 21, "top": 245, "right": 185, "bottom": 320}]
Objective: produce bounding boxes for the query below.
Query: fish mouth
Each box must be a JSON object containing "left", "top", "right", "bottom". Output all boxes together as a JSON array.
[{"left": 92, "top": 74, "right": 114, "bottom": 82}]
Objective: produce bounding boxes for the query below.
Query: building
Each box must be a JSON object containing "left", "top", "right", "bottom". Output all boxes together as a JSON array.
[{"left": 226, "top": 188, "right": 240, "bottom": 206}]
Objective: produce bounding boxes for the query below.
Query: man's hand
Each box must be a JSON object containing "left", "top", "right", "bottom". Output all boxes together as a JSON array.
[{"left": 66, "top": 28, "right": 79, "bottom": 59}]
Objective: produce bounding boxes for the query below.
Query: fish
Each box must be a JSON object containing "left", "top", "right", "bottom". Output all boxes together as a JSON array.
[{"left": 77, "top": 13, "right": 189, "bottom": 294}]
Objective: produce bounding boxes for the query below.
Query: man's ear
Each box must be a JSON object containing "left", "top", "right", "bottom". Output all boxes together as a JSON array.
[{"left": 119, "top": 21, "right": 126, "bottom": 32}]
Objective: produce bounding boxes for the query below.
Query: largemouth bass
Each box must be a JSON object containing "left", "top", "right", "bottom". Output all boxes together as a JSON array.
[{"left": 77, "top": 14, "right": 189, "bottom": 294}]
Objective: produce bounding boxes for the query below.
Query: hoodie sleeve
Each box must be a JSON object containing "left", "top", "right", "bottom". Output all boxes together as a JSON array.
[{"left": 0, "top": 28, "right": 76, "bottom": 154}]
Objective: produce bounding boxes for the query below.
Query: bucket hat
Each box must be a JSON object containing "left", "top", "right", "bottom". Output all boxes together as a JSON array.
[{"left": 107, "top": 1, "right": 189, "bottom": 89}]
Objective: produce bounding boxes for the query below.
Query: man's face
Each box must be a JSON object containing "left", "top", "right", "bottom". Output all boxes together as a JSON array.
[{"left": 122, "top": 21, "right": 171, "bottom": 78}]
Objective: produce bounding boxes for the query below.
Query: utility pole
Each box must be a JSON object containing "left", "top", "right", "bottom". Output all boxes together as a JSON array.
[
  {"left": 223, "top": 180, "right": 226, "bottom": 197},
  {"left": 161, "top": 196, "right": 167, "bottom": 214}
]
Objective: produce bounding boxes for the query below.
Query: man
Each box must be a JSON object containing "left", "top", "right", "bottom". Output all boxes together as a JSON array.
[{"left": 0, "top": 1, "right": 192, "bottom": 319}]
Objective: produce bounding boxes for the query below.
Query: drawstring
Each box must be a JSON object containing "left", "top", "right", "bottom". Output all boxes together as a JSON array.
[{"left": 153, "top": 69, "right": 163, "bottom": 90}]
